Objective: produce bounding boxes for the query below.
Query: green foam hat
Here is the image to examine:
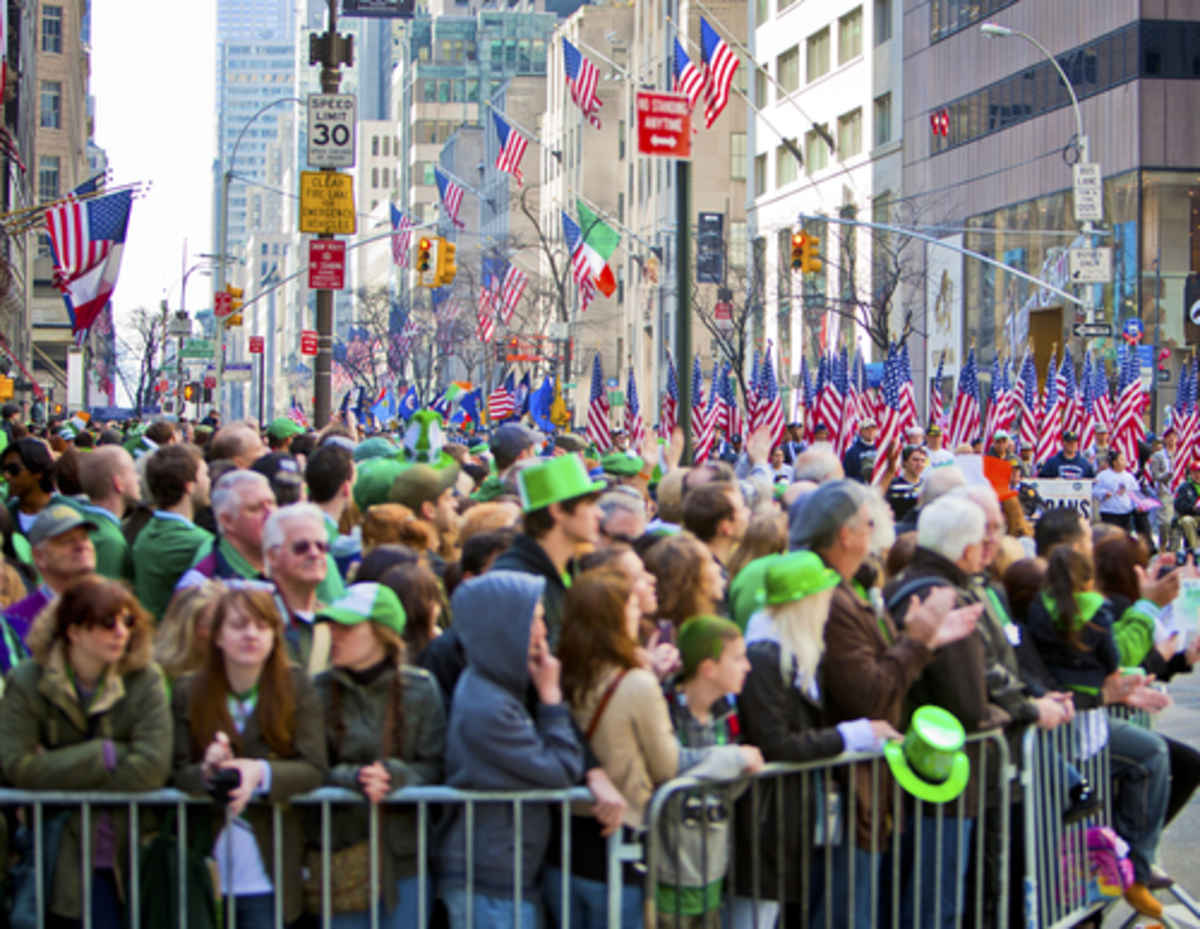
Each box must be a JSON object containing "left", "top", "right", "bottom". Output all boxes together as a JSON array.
[
  {"left": 883, "top": 705, "right": 971, "bottom": 804},
  {"left": 317, "top": 582, "right": 406, "bottom": 638},
  {"left": 764, "top": 551, "right": 840, "bottom": 606},
  {"left": 353, "top": 457, "right": 408, "bottom": 510},
  {"left": 517, "top": 453, "right": 606, "bottom": 512},
  {"left": 400, "top": 410, "right": 455, "bottom": 470}
]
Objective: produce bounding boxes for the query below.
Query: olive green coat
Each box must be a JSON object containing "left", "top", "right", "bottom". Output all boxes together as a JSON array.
[
  {"left": 311, "top": 663, "right": 445, "bottom": 910},
  {"left": 171, "top": 666, "right": 327, "bottom": 923}
]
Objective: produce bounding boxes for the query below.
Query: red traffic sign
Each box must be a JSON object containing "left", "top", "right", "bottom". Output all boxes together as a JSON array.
[
  {"left": 203, "top": 375, "right": 216, "bottom": 389},
  {"left": 636, "top": 91, "right": 691, "bottom": 159},
  {"left": 308, "top": 239, "right": 346, "bottom": 290},
  {"left": 300, "top": 329, "right": 319, "bottom": 355},
  {"left": 248, "top": 335, "right": 265, "bottom": 354},
  {"left": 214, "top": 290, "right": 233, "bottom": 318}
]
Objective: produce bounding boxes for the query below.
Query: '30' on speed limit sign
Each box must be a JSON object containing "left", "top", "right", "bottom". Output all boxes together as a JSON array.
[{"left": 307, "top": 93, "right": 357, "bottom": 168}]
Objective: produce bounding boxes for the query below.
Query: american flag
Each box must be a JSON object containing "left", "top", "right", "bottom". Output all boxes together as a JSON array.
[
  {"left": 834, "top": 349, "right": 858, "bottom": 458},
  {"left": 45, "top": 188, "right": 133, "bottom": 336},
  {"left": 625, "top": 367, "right": 646, "bottom": 448},
  {"left": 797, "top": 355, "right": 813, "bottom": 431},
  {"left": 700, "top": 18, "right": 739, "bottom": 129},
  {"left": 498, "top": 265, "right": 527, "bottom": 324},
  {"left": 1079, "top": 351, "right": 1096, "bottom": 455},
  {"left": 816, "top": 353, "right": 842, "bottom": 440},
  {"left": 672, "top": 39, "right": 705, "bottom": 112},
  {"left": 493, "top": 113, "right": 528, "bottom": 185},
  {"left": 746, "top": 350, "right": 762, "bottom": 427},
  {"left": 389, "top": 204, "right": 412, "bottom": 267},
  {"left": 479, "top": 257, "right": 504, "bottom": 326},
  {"left": 0, "top": 126, "right": 25, "bottom": 173},
  {"left": 1093, "top": 357, "right": 1112, "bottom": 436},
  {"left": 288, "top": 397, "right": 309, "bottom": 428},
  {"left": 872, "top": 347, "right": 903, "bottom": 484},
  {"left": 1016, "top": 351, "right": 1038, "bottom": 454},
  {"left": 755, "top": 346, "right": 786, "bottom": 449},
  {"left": 930, "top": 350, "right": 948, "bottom": 429},
  {"left": 1060, "top": 348, "right": 1080, "bottom": 438},
  {"left": 563, "top": 38, "right": 603, "bottom": 128},
  {"left": 660, "top": 352, "right": 679, "bottom": 437},
  {"left": 689, "top": 356, "right": 707, "bottom": 451},
  {"left": 1035, "top": 350, "right": 1061, "bottom": 468},
  {"left": 898, "top": 342, "right": 920, "bottom": 433},
  {"left": 1171, "top": 358, "right": 1198, "bottom": 491},
  {"left": 394, "top": 314, "right": 420, "bottom": 355},
  {"left": 722, "top": 362, "right": 744, "bottom": 443},
  {"left": 983, "top": 356, "right": 1004, "bottom": 449},
  {"left": 948, "top": 347, "right": 982, "bottom": 450},
  {"left": 587, "top": 353, "right": 613, "bottom": 451},
  {"left": 434, "top": 168, "right": 465, "bottom": 229},
  {"left": 487, "top": 378, "right": 515, "bottom": 421},
  {"left": 692, "top": 364, "right": 716, "bottom": 464},
  {"left": 708, "top": 363, "right": 727, "bottom": 436},
  {"left": 476, "top": 307, "right": 495, "bottom": 343},
  {"left": 997, "top": 357, "right": 1019, "bottom": 435},
  {"left": 1113, "top": 345, "right": 1143, "bottom": 467},
  {"left": 562, "top": 211, "right": 596, "bottom": 312}
]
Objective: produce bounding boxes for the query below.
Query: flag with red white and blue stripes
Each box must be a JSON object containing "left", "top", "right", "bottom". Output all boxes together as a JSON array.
[
  {"left": 672, "top": 39, "right": 705, "bottom": 112},
  {"left": 660, "top": 353, "right": 679, "bottom": 437},
  {"left": 587, "top": 353, "right": 613, "bottom": 451},
  {"left": 700, "top": 18, "right": 739, "bottom": 129},
  {"left": 493, "top": 113, "right": 528, "bottom": 185},
  {"left": 563, "top": 38, "right": 603, "bottom": 128},
  {"left": 434, "top": 168, "right": 465, "bottom": 229}
]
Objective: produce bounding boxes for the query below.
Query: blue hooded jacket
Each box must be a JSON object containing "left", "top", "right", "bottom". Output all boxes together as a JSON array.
[{"left": 437, "top": 571, "right": 585, "bottom": 898}]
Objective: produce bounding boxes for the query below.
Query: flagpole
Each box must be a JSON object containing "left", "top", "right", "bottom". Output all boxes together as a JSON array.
[
  {"left": 574, "top": 193, "right": 660, "bottom": 256},
  {"left": 482, "top": 101, "right": 562, "bottom": 161},
  {"left": 435, "top": 165, "right": 488, "bottom": 203}
]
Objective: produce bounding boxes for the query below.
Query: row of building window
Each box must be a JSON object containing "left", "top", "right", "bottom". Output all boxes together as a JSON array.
[
  {"left": 370, "top": 136, "right": 401, "bottom": 157},
  {"left": 929, "top": 0, "right": 1016, "bottom": 44},
  {"left": 756, "top": 0, "right": 891, "bottom": 46},
  {"left": 42, "top": 6, "right": 62, "bottom": 53}
]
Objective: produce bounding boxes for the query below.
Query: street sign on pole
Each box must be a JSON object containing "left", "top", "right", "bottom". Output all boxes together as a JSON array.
[
  {"left": 1073, "top": 163, "right": 1103, "bottom": 222},
  {"left": 1068, "top": 247, "right": 1113, "bottom": 284},
  {"left": 1072, "top": 322, "right": 1113, "bottom": 339},
  {"left": 299, "top": 171, "right": 356, "bottom": 235},
  {"left": 306, "top": 93, "right": 356, "bottom": 168},
  {"left": 180, "top": 339, "right": 215, "bottom": 360},
  {"left": 308, "top": 240, "right": 346, "bottom": 289},
  {"left": 635, "top": 91, "right": 691, "bottom": 159},
  {"left": 214, "top": 290, "right": 233, "bottom": 319},
  {"left": 300, "top": 330, "right": 319, "bottom": 355},
  {"left": 167, "top": 314, "right": 191, "bottom": 337},
  {"left": 248, "top": 336, "right": 265, "bottom": 354}
]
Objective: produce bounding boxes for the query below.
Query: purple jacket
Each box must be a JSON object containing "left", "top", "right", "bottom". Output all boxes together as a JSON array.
[{"left": 0, "top": 587, "right": 50, "bottom": 672}]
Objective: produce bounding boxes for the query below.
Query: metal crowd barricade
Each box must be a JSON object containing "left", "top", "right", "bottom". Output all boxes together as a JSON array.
[
  {"left": 645, "top": 730, "right": 1012, "bottom": 929},
  {"left": 0, "top": 783, "right": 634, "bottom": 929}
]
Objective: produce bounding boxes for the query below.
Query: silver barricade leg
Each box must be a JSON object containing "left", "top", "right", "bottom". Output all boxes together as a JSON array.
[
  {"left": 952, "top": 780, "right": 965, "bottom": 929},
  {"left": 778, "top": 775, "right": 787, "bottom": 929},
  {"left": 370, "top": 800, "right": 381, "bottom": 929},
  {"left": 560, "top": 798, "right": 571, "bottom": 929},
  {"left": 972, "top": 747, "right": 986, "bottom": 929},
  {"left": 513, "top": 799, "right": 522, "bottom": 929},
  {"left": 321, "top": 799, "right": 332, "bottom": 929},
  {"left": 997, "top": 735, "right": 1011, "bottom": 929},
  {"left": 606, "top": 819, "right": 622, "bottom": 929},
  {"left": 129, "top": 801, "right": 140, "bottom": 929},
  {"left": 81, "top": 801, "right": 92, "bottom": 929},
  {"left": 33, "top": 801, "right": 44, "bottom": 929},
  {"left": 177, "top": 800, "right": 188, "bottom": 928},
  {"left": 273, "top": 805, "right": 284, "bottom": 928},
  {"left": 891, "top": 777, "right": 902, "bottom": 929},
  {"left": 419, "top": 801, "right": 430, "bottom": 929},
  {"left": 465, "top": 799, "right": 474, "bottom": 929}
]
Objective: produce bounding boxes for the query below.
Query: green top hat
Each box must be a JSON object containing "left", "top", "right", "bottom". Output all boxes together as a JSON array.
[
  {"left": 317, "top": 582, "right": 406, "bottom": 638},
  {"left": 883, "top": 705, "right": 971, "bottom": 804},
  {"left": 764, "top": 551, "right": 840, "bottom": 606},
  {"left": 517, "top": 453, "right": 605, "bottom": 513}
]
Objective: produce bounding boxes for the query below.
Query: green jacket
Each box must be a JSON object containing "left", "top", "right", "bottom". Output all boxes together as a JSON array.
[
  {"left": 171, "top": 667, "right": 328, "bottom": 924},
  {"left": 78, "top": 503, "right": 134, "bottom": 583},
  {"left": 132, "top": 512, "right": 212, "bottom": 619},
  {"left": 0, "top": 644, "right": 172, "bottom": 920},
  {"left": 311, "top": 663, "right": 446, "bottom": 909},
  {"left": 469, "top": 474, "right": 505, "bottom": 502}
]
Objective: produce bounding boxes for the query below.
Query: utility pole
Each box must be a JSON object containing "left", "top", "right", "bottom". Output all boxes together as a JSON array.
[{"left": 310, "top": 0, "right": 353, "bottom": 427}]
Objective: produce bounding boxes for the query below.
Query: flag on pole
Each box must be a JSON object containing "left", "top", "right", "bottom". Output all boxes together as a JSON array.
[
  {"left": 1035, "top": 350, "right": 1061, "bottom": 468},
  {"left": 1016, "top": 351, "right": 1038, "bottom": 454},
  {"left": 816, "top": 354, "right": 841, "bottom": 439},
  {"left": 389, "top": 204, "right": 412, "bottom": 267},
  {"left": 1171, "top": 357, "right": 1198, "bottom": 492},
  {"left": 1060, "top": 348, "right": 1080, "bottom": 438},
  {"left": 756, "top": 346, "right": 786, "bottom": 449},
  {"left": 797, "top": 356, "right": 813, "bottom": 428},
  {"left": 872, "top": 348, "right": 903, "bottom": 485},
  {"left": 493, "top": 113, "right": 529, "bottom": 185},
  {"left": 983, "top": 356, "right": 1004, "bottom": 449},
  {"left": 477, "top": 256, "right": 502, "bottom": 343},
  {"left": 625, "top": 368, "right": 645, "bottom": 448},
  {"left": 1093, "top": 357, "right": 1112, "bottom": 436},
  {"left": 948, "top": 347, "right": 982, "bottom": 450},
  {"left": 722, "top": 363, "right": 744, "bottom": 443},
  {"left": 898, "top": 343, "right": 919, "bottom": 433},
  {"left": 0, "top": 127, "right": 25, "bottom": 174},
  {"left": 660, "top": 353, "right": 679, "bottom": 437},
  {"left": 1113, "top": 345, "right": 1143, "bottom": 467},
  {"left": 587, "top": 354, "right": 613, "bottom": 451},
  {"left": 563, "top": 38, "right": 603, "bottom": 128},
  {"left": 487, "top": 377, "right": 515, "bottom": 421},
  {"left": 672, "top": 39, "right": 706, "bottom": 111},
  {"left": 700, "top": 18, "right": 739, "bottom": 129},
  {"left": 689, "top": 356, "right": 707, "bottom": 447},
  {"left": 1080, "top": 351, "right": 1097, "bottom": 458},
  {"left": 433, "top": 168, "right": 466, "bottom": 228},
  {"left": 576, "top": 200, "right": 620, "bottom": 296},
  {"left": 498, "top": 265, "right": 527, "bottom": 324},
  {"left": 562, "top": 211, "right": 597, "bottom": 311},
  {"left": 44, "top": 188, "right": 133, "bottom": 337},
  {"left": 930, "top": 351, "right": 948, "bottom": 429}
]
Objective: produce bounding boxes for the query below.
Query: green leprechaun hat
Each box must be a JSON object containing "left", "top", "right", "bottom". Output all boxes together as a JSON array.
[{"left": 883, "top": 705, "right": 971, "bottom": 804}]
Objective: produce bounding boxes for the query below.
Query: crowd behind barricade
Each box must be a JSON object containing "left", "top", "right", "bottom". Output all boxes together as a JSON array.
[{"left": 0, "top": 398, "right": 1197, "bottom": 928}]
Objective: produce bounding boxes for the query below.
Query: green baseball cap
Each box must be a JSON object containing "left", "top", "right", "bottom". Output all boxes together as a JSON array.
[
  {"left": 317, "top": 582, "right": 406, "bottom": 638},
  {"left": 764, "top": 551, "right": 840, "bottom": 606},
  {"left": 600, "top": 452, "right": 644, "bottom": 477},
  {"left": 883, "top": 705, "right": 970, "bottom": 804},
  {"left": 516, "top": 454, "right": 605, "bottom": 513},
  {"left": 267, "top": 417, "right": 305, "bottom": 441}
]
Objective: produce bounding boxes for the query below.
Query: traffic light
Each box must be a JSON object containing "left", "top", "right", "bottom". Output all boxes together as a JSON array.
[
  {"left": 800, "top": 231, "right": 822, "bottom": 274},
  {"left": 227, "top": 285, "right": 243, "bottom": 313},
  {"left": 416, "top": 237, "right": 434, "bottom": 273},
  {"left": 790, "top": 232, "right": 806, "bottom": 270},
  {"left": 226, "top": 313, "right": 243, "bottom": 328},
  {"left": 183, "top": 383, "right": 196, "bottom": 402},
  {"left": 436, "top": 237, "right": 457, "bottom": 286}
]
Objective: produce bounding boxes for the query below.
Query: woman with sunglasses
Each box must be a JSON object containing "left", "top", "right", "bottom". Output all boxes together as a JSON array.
[
  {"left": 172, "top": 584, "right": 327, "bottom": 929},
  {"left": 263, "top": 504, "right": 336, "bottom": 673},
  {"left": 0, "top": 574, "right": 172, "bottom": 927}
]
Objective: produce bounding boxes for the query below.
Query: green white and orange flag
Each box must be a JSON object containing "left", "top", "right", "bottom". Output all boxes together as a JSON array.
[{"left": 576, "top": 199, "right": 620, "bottom": 297}]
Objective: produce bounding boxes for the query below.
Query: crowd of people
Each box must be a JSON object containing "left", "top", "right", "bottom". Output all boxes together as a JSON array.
[{"left": 0, "top": 399, "right": 1196, "bottom": 929}]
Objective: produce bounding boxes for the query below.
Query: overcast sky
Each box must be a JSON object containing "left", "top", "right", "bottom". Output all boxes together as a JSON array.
[{"left": 91, "top": 0, "right": 216, "bottom": 319}]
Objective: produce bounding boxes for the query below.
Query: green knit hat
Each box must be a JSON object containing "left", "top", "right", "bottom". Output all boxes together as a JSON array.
[
  {"left": 677, "top": 614, "right": 742, "bottom": 680},
  {"left": 317, "top": 582, "right": 406, "bottom": 637},
  {"left": 764, "top": 551, "right": 840, "bottom": 606}
]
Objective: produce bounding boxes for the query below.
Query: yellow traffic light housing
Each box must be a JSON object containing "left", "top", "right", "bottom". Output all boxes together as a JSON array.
[
  {"left": 790, "top": 232, "right": 805, "bottom": 270},
  {"left": 225, "top": 313, "right": 243, "bottom": 328},
  {"left": 417, "top": 237, "right": 434, "bottom": 273},
  {"left": 227, "top": 285, "right": 244, "bottom": 312},
  {"left": 436, "top": 237, "right": 457, "bottom": 286},
  {"left": 183, "top": 383, "right": 195, "bottom": 401},
  {"left": 800, "top": 231, "right": 822, "bottom": 274}
]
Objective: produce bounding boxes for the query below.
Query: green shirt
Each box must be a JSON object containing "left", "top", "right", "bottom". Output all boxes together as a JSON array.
[
  {"left": 78, "top": 503, "right": 133, "bottom": 583},
  {"left": 132, "top": 513, "right": 213, "bottom": 620}
]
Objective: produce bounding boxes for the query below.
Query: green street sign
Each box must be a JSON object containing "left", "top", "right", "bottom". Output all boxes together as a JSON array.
[
  {"left": 563, "top": 382, "right": 577, "bottom": 390},
  {"left": 180, "top": 338, "right": 215, "bottom": 360}
]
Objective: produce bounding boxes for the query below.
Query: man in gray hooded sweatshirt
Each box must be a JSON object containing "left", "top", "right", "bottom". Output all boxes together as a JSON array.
[{"left": 437, "top": 570, "right": 585, "bottom": 928}]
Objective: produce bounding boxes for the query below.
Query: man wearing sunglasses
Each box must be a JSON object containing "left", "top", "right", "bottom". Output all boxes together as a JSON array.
[
  {"left": 263, "top": 503, "right": 331, "bottom": 671},
  {"left": 0, "top": 505, "right": 97, "bottom": 672}
]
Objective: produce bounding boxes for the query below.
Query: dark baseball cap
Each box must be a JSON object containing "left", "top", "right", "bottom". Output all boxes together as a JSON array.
[
  {"left": 1061, "top": 431, "right": 1079, "bottom": 442},
  {"left": 27, "top": 504, "right": 97, "bottom": 546},
  {"left": 490, "top": 423, "right": 538, "bottom": 462}
]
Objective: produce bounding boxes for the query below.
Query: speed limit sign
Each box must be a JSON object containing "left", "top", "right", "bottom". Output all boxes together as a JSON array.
[{"left": 307, "top": 93, "right": 356, "bottom": 168}]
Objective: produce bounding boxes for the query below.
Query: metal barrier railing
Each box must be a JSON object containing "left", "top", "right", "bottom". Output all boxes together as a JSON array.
[
  {"left": 0, "top": 784, "right": 637, "bottom": 929},
  {"left": 644, "top": 730, "right": 1012, "bottom": 929}
]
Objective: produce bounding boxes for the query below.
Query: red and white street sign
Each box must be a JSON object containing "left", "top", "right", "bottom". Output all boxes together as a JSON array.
[
  {"left": 203, "top": 375, "right": 216, "bottom": 390},
  {"left": 300, "top": 330, "right": 319, "bottom": 355},
  {"left": 308, "top": 239, "right": 346, "bottom": 290},
  {"left": 248, "top": 336, "right": 265, "bottom": 354},
  {"left": 714, "top": 300, "right": 733, "bottom": 331},
  {"left": 635, "top": 91, "right": 691, "bottom": 159},
  {"left": 214, "top": 290, "right": 233, "bottom": 318}
]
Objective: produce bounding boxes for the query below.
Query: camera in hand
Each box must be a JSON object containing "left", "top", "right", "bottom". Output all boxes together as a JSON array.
[{"left": 208, "top": 767, "right": 241, "bottom": 805}]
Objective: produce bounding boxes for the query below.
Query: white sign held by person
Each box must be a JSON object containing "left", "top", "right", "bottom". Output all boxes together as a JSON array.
[{"left": 1031, "top": 478, "right": 1094, "bottom": 521}]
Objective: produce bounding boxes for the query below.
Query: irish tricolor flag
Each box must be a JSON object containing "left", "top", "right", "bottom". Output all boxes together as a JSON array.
[{"left": 576, "top": 200, "right": 620, "bottom": 297}]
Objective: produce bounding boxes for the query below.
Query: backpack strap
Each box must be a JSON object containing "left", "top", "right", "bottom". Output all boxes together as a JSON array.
[{"left": 585, "top": 669, "right": 629, "bottom": 743}]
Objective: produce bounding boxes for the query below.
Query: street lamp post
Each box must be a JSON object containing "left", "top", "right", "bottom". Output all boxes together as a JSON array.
[{"left": 216, "top": 96, "right": 303, "bottom": 422}]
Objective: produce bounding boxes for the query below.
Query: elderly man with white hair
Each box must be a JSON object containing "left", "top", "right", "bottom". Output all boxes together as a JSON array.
[
  {"left": 176, "top": 470, "right": 277, "bottom": 588},
  {"left": 883, "top": 491, "right": 1011, "bottom": 929},
  {"left": 263, "top": 503, "right": 332, "bottom": 673}
]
